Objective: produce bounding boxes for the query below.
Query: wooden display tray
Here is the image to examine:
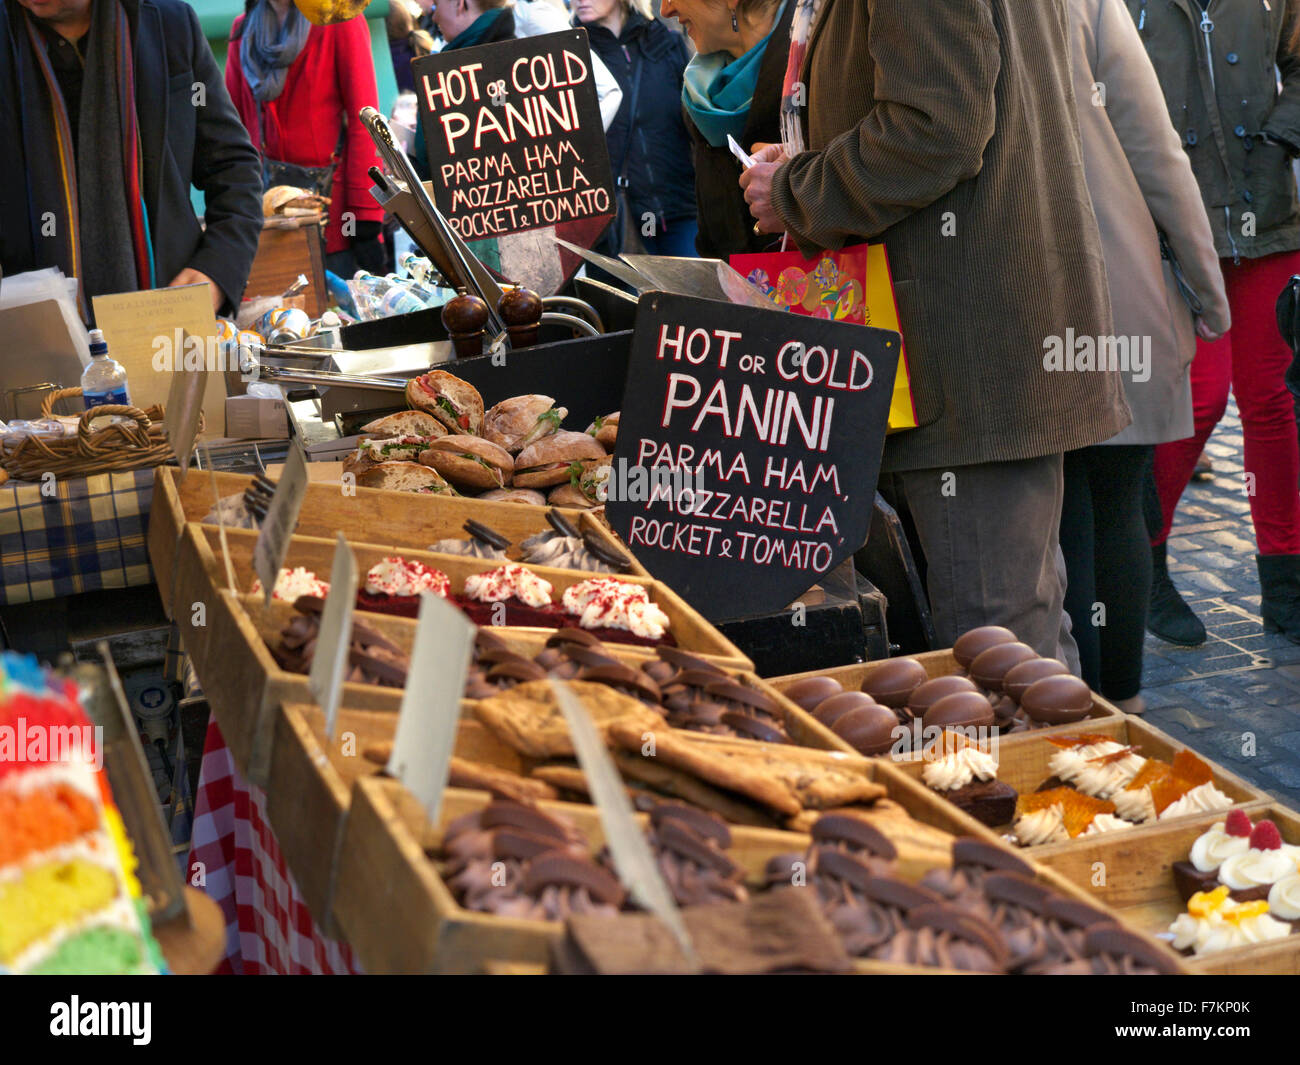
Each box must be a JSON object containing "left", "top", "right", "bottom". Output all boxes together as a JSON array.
[
  {"left": 1037, "top": 804, "right": 1300, "bottom": 975},
  {"left": 888, "top": 716, "right": 1269, "bottom": 844},
  {"left": 149, "top": 465, "right": 645, "bottom": 615},
  {"left": 173, "top": 522, "right": 748, "bottom": 669},
  {"left": 330, "top": 757, "right": 1188, "bottom": 974},
  {"left": 179, "top": 567, "right": 838, "bottom": 787},
  {"left": 265, "top": 702, "right": 525, "bottom": 937},
  {"left": 767, "top": 650, "right": 1123, "bottom": 746}
]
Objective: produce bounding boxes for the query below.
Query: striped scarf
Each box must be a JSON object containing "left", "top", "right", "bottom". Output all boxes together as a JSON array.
[
  {"left": 778, "top": 0, "right": 826, "bottom": 157},
  {"left": 14, "top": 0, "right": 152, "bottom": 319}
]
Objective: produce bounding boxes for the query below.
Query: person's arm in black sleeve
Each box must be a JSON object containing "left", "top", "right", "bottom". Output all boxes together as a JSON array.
[{"left": 183, "top": 5, "right": 263, "bottom": 313}]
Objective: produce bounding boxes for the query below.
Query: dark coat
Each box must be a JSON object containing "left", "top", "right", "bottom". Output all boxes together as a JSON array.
[
  {"left": 684, "top": 0, "right": 794, "bottom": 259},
  {"left": 0, "top": 0, "right": 263, "bottom": 313},
  {"left": 584, "top": 13, "right": 696, "bottom": 227},
  {"left": 771, "top": 0, "right": 1129, "bottom": 472},
  {"left": 1124, "top": 0, "right": 1300, "bottom": 260}
]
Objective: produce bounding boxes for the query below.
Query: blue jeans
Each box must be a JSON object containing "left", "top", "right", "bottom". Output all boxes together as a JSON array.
[{"left": 641, "top": 218, "right": 699, "bottom": 258}]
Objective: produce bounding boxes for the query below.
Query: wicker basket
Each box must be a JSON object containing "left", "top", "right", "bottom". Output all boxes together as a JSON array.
[{"left": 0, "top": 387, "right": 197, "bottom": 481}]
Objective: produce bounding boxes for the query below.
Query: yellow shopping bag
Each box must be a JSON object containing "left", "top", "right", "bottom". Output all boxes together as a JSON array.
[{"left": 730, "top": 243, "right": 916, "bottom": 432}]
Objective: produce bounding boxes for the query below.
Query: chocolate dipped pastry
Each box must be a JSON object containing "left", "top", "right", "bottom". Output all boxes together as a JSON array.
[
  {"left": 766, "top": 812, "right": 907, "bottom": 956},
  {"left": 270, "top": 596, "right": 410, "bottom": 687},
  {"left": 639, "top": 804, "right": 749, "bottom": 907},
  {"left": 641, "top": 648, "right": 791, "bottom": 743},
  {"left": 919, "top": 837, "right": 1039, "bottom": 905},
  {"left": 439, "top": 800, "right": 624, "bottom": 921},
  {"left": 868, "top": 904, "right": 1009, "bottom": 973},
  {"left": 1043, "top": 925, "right": 1185, "bottom": 975}
]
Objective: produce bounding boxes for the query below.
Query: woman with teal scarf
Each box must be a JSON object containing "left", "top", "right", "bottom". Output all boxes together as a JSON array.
[{"left": 667, "top": 0, "right": 793, "bottom": 257}]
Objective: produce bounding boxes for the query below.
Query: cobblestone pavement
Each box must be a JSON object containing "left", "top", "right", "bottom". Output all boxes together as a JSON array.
[{"left": 1143, "top": 400, "right": 1300, "bottom": 811}]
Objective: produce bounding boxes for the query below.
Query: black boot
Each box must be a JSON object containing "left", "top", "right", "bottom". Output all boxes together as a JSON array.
[
  {"left": 1258, "top": 554, "right": 1300, "bottom": 644},
  {"left": 1148, "top": 543, "right": 1206, "bottom": 646}
]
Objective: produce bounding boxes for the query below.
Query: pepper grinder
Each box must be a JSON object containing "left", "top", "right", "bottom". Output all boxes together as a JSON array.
[
  {"left": 441, "top": 288, "right": 489, "bottom": 359},
  {"left": 498, "top": 284, "right": 544, "bottom": 349}
]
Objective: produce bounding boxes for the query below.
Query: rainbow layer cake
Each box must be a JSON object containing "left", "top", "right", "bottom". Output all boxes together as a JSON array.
[{"left": 0, "top": 653, "right": 165, "bottom": 974}]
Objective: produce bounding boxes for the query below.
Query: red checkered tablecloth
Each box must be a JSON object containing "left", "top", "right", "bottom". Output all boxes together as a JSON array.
[{"left": 186, "top": 718, "right": 361, "bottom": 975}]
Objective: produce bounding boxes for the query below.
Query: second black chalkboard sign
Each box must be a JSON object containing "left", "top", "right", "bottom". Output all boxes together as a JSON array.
[{"left": 412, "top": 29, "right": 616, "bottom": 294}]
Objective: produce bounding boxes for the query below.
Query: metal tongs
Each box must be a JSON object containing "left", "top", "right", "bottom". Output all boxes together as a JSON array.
[
  {"left": 359, "top": 107, "right": 603, "bottom": 342},
  {"left": 360, "top": 107, "right": 508, "bottom": 337}
]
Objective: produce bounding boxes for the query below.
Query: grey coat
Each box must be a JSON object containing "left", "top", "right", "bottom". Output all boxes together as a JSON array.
[
  {"left": 771, "top": 0, "right": 1131, "bottom": 473},
  {"left": 1071, "top": 0, "right": 1231, "bottom": 446}
]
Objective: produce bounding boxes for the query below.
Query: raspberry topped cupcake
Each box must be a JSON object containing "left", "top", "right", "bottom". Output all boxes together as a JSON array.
[
  {"left": 356, "top": 556, "right": 451, "bottom": 618},
  {"left": 456, "top": 564, "right": 563, "bottom": 627},
  {"left": 560, "top": 578, "right": 674, "bottom": 648}
]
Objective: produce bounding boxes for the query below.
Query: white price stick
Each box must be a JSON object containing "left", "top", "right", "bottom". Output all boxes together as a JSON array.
[
  {"left": 163, "top": 338, "right": 206, "bottom": 482},
  {"left": 204, "top": 451, "right": 238, "bottom": 594},
  {"left": 551, "top": 680, "right": 698, "bottom": 970},
  {"left": 252, "top": 443, "right": 309, "bottom": 607},
  {"left": 386, "top": 590, "right": 475, "bottom": 824},
  {"left": 308, "top": 532, "right": 359, "bottom": 739}
]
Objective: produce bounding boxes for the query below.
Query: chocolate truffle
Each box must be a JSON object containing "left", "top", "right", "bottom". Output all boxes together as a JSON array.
[
  {"left": 783, "top": 675, "right": 845, "bottom": 711},
  {"left": 969, "top": 642, "right": 1037, "bottom": 692},
  {"left": 1003, "top": 657, "right": 1070, "bottom": 703},
  {"left": 923, "top": 691, "right": 996, "bottom": 730},
  {"left": 907, "top": 675, "right": 980, "bottom": 720},
  {"left": 831, "top": 704, "right": 900, "bottom": 756},
  {"left": 952, "top": 625, "right": 1018, "bottom": 669},
  {"left": 1019, "top": 674, "right": 1093, "bottom": 724},
  {"left": 861, "top": 658, "right": 928, "bottom": 710}
]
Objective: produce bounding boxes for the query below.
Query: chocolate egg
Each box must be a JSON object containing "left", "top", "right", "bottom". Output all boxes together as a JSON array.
[
  {"left": 814, "top": 690, "right": 880, "bottom": 728},
  {"left": 1003, "top": 657, "right": 1070, "bottom": 703},
  {"left": 969, "top": 642, "right": 1037, "bottom": 692},
  {"left": 906, "top": 675, "right": 979, "bottom": 719},
  {"left": 831, "top": 704, "right": 900, "bottom": 756},
  {"left": 923, "top": 690, "right": 996, "bottom": 730},
  {"left": 1020, "top": 674, "right": 1093, "bottom": 724},
  {"left": 783, "top": 675, "right": 844, "bottom": 712},
  {"left": 861, "top": 657, "right": 928, "bottom": 709},
  {"left": 952, "top": 625, "right": 1018, "bottom": 669}
]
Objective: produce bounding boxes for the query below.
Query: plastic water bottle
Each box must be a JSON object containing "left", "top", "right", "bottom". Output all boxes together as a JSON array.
[{"left": 81, "top": 329, "right": 131, "bottom": 410}]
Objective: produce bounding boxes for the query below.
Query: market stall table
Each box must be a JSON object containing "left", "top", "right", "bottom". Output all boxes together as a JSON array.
[
  {"left": 0, "top": 469, "right": 155, "bottom": 605},
  {"left": 187, "top": 718, "right": 360, "bottom": 975}
]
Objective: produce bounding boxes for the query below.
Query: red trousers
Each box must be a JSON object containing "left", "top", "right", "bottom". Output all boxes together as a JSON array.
[{"left": 1152, "top": 250, "right": 1300, "bottom": 555}]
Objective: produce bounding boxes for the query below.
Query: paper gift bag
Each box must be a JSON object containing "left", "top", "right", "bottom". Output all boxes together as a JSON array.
[{"left": 730, "top": 244, "right": 917, "bottom": 432}]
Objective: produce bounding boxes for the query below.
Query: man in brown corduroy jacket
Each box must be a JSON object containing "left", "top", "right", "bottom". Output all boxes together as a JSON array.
[{"left": 742, "top": 0, "right": 1133, "bottom": 668}]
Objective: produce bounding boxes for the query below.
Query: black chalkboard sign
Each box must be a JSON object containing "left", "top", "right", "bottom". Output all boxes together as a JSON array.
[
  {"left": 412, "top": 30, "right": 615, "bottom": 294},
  {"left": 605, "top": 294, "right": 900, "bottom": 622}
]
